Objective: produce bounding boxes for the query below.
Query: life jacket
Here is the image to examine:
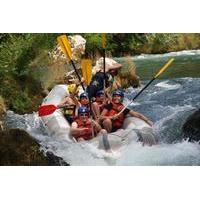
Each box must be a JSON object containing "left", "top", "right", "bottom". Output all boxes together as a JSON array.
[
  {"left": 74, "top": 118, "right": 93, "bottom": 140},
  {"left": 64, "top": 104, "right": 76, "bottom": 116},
  {"left": 105, "top": 101, "right": 125, "bottom": 129}
]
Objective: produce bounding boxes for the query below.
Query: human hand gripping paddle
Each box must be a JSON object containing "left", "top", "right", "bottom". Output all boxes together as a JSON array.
[
  {"left": 38, "top": 85, "right": 79, "bottom": 117},
  {"left": 113, "top": 58, "right": 175, "bottom": 119}
]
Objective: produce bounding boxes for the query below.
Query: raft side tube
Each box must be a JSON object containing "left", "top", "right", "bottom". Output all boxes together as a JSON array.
[{"left": 40, "top": 85, "right": 71, "bottom": 138}]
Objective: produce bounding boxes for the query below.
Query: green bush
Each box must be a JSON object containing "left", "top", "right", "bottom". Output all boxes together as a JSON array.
[
  {"left": 0, "top": 33, "right": 59, "bottom": 113},
  {"left": 10, "top": 90, "right": 31, "bottom": 113}
]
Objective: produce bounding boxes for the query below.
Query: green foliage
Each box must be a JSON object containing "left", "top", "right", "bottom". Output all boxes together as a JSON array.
[
  {"left": 0, "top": 33, "right": 59, "bottom": 80},
  {"left": 1, "top": 33, "right": 200, "bottom": 114},
  {"left": 0, "top": 33, "right": 59, "bottom": 113},
  {"left": 80, "top": 33, "right": 102, "bottom": 57},
  {"left": 78, "top": 33, "right": 200, "bottom": 57},
  {"left": 9, "top": 89, "right": 31, "bottom": 113},
  {"left": 146, "top": 33, "right": 179, "bottom": 53}
]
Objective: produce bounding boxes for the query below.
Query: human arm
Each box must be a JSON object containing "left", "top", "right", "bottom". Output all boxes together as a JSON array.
[
  {"left": 91, "top": 119, "right": 102, "bottom": 133},
  {"left": 128, "top": 110, "right": 153, "bottom": 126},
  {"left": 104, "top": 88, "right": 112, "bottom": 102},
  {"left": 70, "top": 95, "right": 79, "bottom": 106},
  {"left": 57, "top": 97, "right": 72, "bottom": 108},
  {"left": 70, "top": 122, "right": 90, "bottom": 136}
]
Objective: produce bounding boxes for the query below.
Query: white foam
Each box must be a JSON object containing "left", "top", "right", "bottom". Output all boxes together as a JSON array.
[
  {"left": 116, "top": 141, "right": 200, "bottom": 166},
  {"left": 154, "top": 104, "right": 195, "bottom": 134},
  {"left": 133, "top": 49, "right": 200, "bottom": 60},
  {"left": 5, "top": 76, "right": 200, "bottom": 166},
  {"left": 155, "top": 80, "right": 181, "bottom": 90},
  {"left": 6, "top": 109, "right": 200, "bottom": 166}
]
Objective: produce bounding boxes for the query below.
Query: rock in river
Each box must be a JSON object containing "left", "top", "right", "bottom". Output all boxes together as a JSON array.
[
  {"left": 0, "top": 129, "right": 69, "bottom": 166},
  {"left": 182, "top": 109, "right": 200, "bottom": 142}
]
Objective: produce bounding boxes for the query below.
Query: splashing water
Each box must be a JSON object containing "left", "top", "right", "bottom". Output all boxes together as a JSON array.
[
  {"left": 5, "top": 50, "right": 200, "bottom": 165},
  {"left": 5, "top": 76, "right": 200, "bottom": 165}
]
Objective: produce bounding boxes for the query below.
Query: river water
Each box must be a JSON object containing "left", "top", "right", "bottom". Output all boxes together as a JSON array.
[{"left": 5, "top": 50, "right": 200, "bottom": 165}]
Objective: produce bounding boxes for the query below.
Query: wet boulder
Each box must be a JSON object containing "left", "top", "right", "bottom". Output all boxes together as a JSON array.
[
  {"left": 92, "top": 57, "right": 140, "bottom": 89},
  {"left": 182, "top": 109, "right": 200, "bottom": 142},
  {"left": 48, "top": 34, "right": 86, "bottom": 62},
  {"left": 0, "top": 129, "right": 69, "bottom": 166}
]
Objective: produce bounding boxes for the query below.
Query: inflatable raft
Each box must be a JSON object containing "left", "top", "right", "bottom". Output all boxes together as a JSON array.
[{"left": 40, "top": 85, "right": 157, "bottom": 151}]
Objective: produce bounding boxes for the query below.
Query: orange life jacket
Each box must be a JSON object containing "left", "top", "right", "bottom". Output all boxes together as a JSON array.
[
  {"left": 105, "top": 101, "right": 125, "bottom": 129},
  {"left": 74, "top": 118, "right": 93, "bottom": 140}
]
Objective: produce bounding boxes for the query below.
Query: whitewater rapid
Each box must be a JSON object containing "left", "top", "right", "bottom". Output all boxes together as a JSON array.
[{"left": 5, "top": 77, "right": 200, "bottom": 165}]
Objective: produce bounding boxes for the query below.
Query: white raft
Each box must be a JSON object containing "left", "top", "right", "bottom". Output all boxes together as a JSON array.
[{"left": 40, "top": 85, "right": 157, "bottom": 151}]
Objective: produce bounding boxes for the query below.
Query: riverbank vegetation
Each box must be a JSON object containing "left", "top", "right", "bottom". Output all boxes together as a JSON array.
[
  {"left": 0, "top": 33, "right": 200, "bottom": 114},
  {"left": 82, "top": 33, "right": 200, "bottom": 57}
]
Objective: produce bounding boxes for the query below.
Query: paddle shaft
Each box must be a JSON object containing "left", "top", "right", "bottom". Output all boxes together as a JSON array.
[
  {"left": 130, "top": 58, "right": 174, "bottom": 103},
  {"left": 103, "top": 48, "right": 106, "bottom": 89},
  {"left": 102, "top": 33, "right": 107, "bottom": 91},
  {"left": 87, "top": 86, "right": 95, "bottom": 138},
  {"left": 70, "top": 60, "right": 85, "bottom": 91},
  {"left": 114, "top": 78, "right": 155, "bottom": 117},
  {"left": 81, "top": 59, "right": 95, "bottom": 138},
  {"left": 132, "top": 78, "right": 155, "bottom": 102},
  {"left": 115, "top": 58, "right": 174, "bottom": 117}
]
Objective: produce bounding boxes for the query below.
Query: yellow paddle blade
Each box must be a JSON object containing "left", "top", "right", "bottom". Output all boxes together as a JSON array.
[
  {"left": 102, "top": 33, "right": 106, "bottom": 49},
  {"left": 57, "top": 35, "right": 72, "bottom": 60},
  {"left": 81, "top": 59, "right": 92, "bottom": 86},
  {"left": 154, "top": 58, "right": 174, "bottom": 78}
]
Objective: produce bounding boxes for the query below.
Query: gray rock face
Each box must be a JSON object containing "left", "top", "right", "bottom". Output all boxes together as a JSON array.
[{"left": 182, "top": 109, "right": 200, "bottom": 142}]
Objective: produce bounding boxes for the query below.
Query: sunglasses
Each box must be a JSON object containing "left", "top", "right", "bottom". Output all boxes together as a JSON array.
[{"left": 79, "top": 113, "right": 89, "bottom": 117}]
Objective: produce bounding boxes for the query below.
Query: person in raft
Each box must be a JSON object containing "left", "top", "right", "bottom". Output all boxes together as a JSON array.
[
  {"left": 57, "top": 84, "right": 80, "bottom": 124},
  {"left": 86, "top": 58, "right": 122, "bottom": 98},
  {"left": 100, "top": 90, "right": 153, "bottom": 133},
  {"left": 92, "top": 90, "right": 111, "bottom": 121},
  {"left": 74, "top": 92, "right": 91, "bottom": 115},
  {"left": 70, "top": 106, "right": 107, "bottom": 142}
]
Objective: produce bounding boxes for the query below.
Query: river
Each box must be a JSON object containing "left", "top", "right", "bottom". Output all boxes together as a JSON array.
[{"left": 5, "top": 49, "right": 200, "bottom": 165}]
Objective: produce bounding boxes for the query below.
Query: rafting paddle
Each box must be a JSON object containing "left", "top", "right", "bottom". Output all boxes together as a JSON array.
[
  {"left": 102, "top": 33, "right": 106, "bottom": 90},
  {"left": 81, "top": 59, "right": 92, "bottom": 86},
  {"left": 81, "top": 59, "right": 95, "bottom": 137},
  {"left": 114, "top": 58, "right": 175, "bottom": 118},
  {"left": 57, "top": 35, "right": 85, "bottom": 91},
  {"left": 38, "top": 104, "right": 66, "bottom": 117}
]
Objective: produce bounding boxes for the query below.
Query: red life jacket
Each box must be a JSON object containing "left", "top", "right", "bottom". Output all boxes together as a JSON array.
[
  {"left": 74, "top": 118, "right": 93, "bottom": 140},
  {"left": 105, "top": 101, "right": 125, "bottom": 129}
]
